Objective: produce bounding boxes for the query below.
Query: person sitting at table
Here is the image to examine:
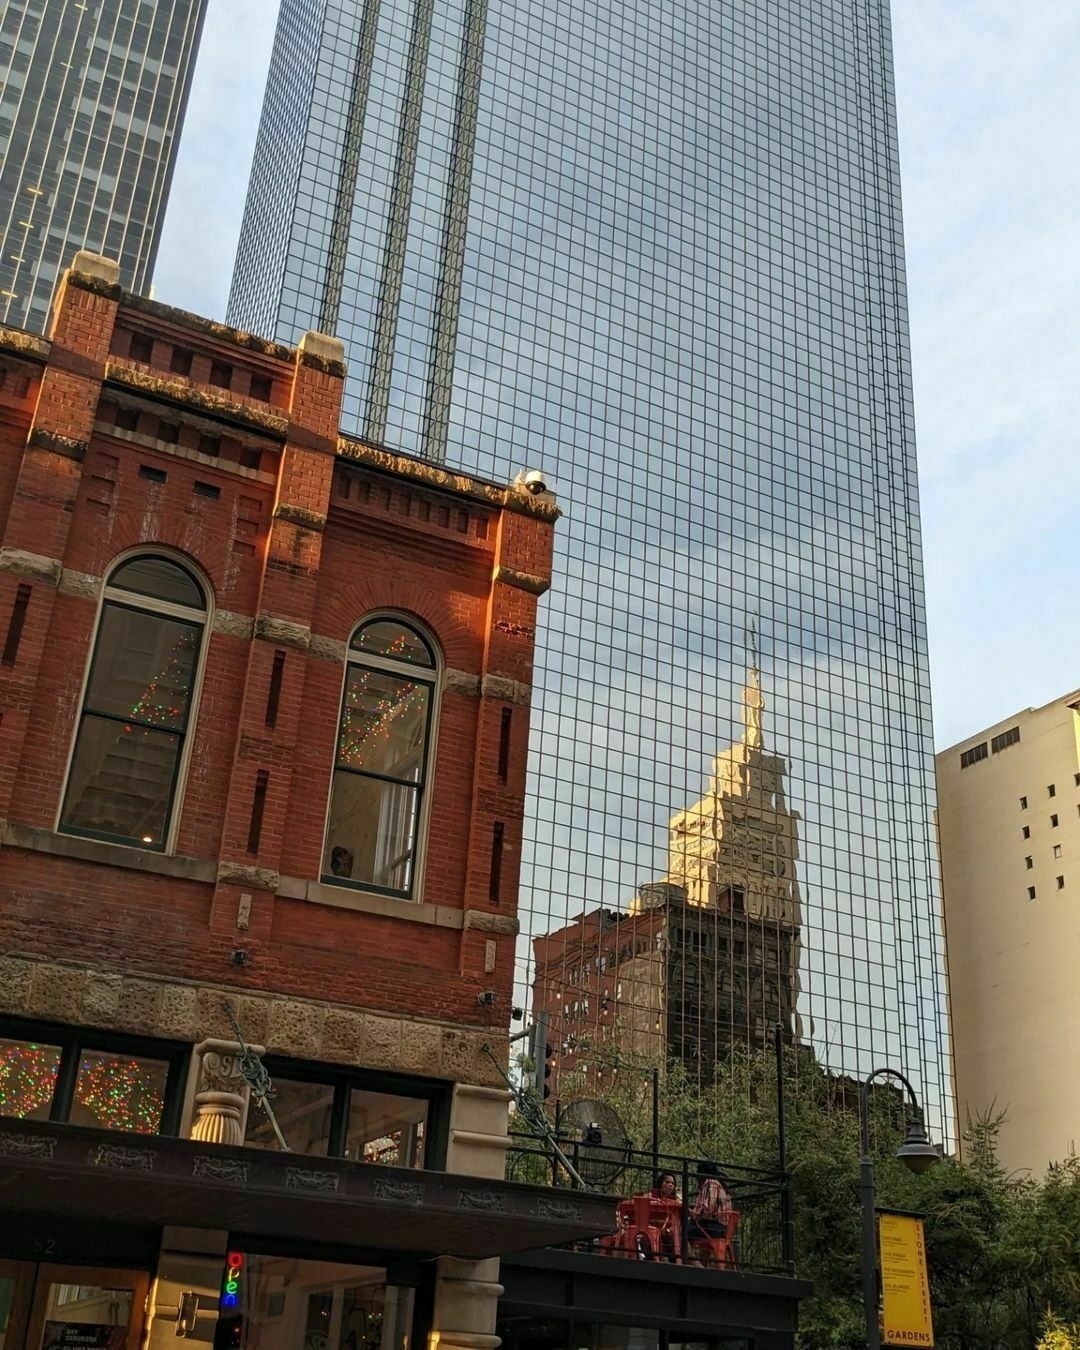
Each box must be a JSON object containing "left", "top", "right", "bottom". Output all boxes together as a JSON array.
[
  {"left": 688, "top": 1160, "right": 733, "bottom": 1241},
  {"left": 651, "top": 1170, "right": 679, "bottom": 1202},
  {"left": 644, "top": 1171, "right": 682, "bottom": 1261}
]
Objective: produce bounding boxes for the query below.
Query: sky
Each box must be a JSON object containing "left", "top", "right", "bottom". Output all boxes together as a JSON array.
[{"left": 154, "top": 0, "right": 1080, "bottom": 753}]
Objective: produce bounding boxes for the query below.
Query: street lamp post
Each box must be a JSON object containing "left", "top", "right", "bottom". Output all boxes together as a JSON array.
[{"left": 859, "top": 1068, "right": 939, "bottom": 1350}]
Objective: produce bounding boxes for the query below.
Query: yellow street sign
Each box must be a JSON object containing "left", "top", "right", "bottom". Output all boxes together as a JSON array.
[{"left": 879, "top": 1212, "right": 934, "bottom": 1347}]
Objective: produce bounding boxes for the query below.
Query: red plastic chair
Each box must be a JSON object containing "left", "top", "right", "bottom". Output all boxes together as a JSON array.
[
  {"left": 686, "top": 1208, "right": 740, "bottom": 1269},
  {"left": 600, "top": 1196, "right": 683, "bottom": 1262}
]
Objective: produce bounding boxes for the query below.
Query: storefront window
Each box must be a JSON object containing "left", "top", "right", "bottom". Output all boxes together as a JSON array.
[
  {"left": 219, "top": 1256, "right": 411, "bottom": 1350},
  {"left": 0, "top": 1022, "right": 182, "bottom": 1135},
  {"left": 498, "top": 1323, "right": 751, "bottom": 1350},
  {"left": 245, "top": 1080, "right": 336, "bottom": 1155},
  {"left": 242, "top": 1067, "right": 437, "bottom": 1167},
  {"left": 577, "top": 1330, "right": 659, "bottom": 1350},
  {"left": 40, "top": 1283, "right": 134, "bottom": 1350},
  {"left": 0, "top": 1038, "right": 62, "bottom": 1120},
  {"left": 70, "top": 1051, "right": 169, "bottom": 1134},
  {"left": 345, "top": 1091, "right": 427, "bottom": 1168}
]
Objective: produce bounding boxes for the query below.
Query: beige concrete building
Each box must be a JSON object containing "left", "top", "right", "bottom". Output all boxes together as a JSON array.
[{"left": 938, "top": 689, "right": 1080, "bottom": 1174}]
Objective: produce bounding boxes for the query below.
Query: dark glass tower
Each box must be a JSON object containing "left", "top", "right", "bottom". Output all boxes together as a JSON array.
[
  {"left": 230, "top": 0, "right": 953, "bottom": 1138},
  {"left": 0, "top": 0, "right": 207, "bottom": 334}
]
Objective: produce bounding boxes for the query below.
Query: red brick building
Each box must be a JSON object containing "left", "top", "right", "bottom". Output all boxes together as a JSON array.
[{"left": 0, "top": 253, "right": 614, "bottom": 1350}]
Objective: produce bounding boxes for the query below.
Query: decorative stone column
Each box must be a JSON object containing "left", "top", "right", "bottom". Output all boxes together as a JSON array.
[
  {"left": 190, "top": 1091, "right": 245, "bottom": 1146},
  {"left": 188, "top": 1038, "right": 265, "bottom": 1146},
  {"left": 429, "top": 1257, "right": 504, "bottom": 1350}
]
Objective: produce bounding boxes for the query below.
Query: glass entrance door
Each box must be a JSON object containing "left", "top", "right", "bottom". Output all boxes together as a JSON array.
[
  {"left": 23, "top": 1267, "right": 148, "bottom": 1350},
  {"left": 0, "top": 1261, "right": 33, "bottom": 1350}
]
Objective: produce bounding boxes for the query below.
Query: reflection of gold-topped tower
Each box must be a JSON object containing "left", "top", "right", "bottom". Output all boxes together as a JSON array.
[
  {"left": 631, "top": 663, "right": 804, "bottom": 1056},
  {"left": 666, "top": 666, "right": 801, "bottom": 930},
  {"left": 533, "top": 666, "right": 805, "bottom": 1090}
]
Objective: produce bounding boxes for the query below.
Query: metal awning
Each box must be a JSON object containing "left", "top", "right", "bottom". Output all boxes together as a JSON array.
[{"left": 0, "top": 1118, "right": 615, "bottom": 1260}]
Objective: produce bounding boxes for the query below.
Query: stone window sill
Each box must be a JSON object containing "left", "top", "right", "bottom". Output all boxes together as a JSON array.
[
  {"left": 276, "top": 875, "right": 465, "bottom": 928},
  {"left": 1, "top": 822, "right": 217, "bottom": 881}
]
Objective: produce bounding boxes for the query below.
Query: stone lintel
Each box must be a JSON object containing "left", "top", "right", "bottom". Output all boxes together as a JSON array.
[
  {"left": 443, "top": 668, "right": 482, "bottom": 698},
  {"left": 463, "top": 911, "right": 519, "bottom": 936},
  {"left": 481, "top": 674, "right": 531, "bottom": 706},
  {"left": 309, "top": 633, "right": 347, "bottom": 663},
  {"left": 274, "top": 502, "right": 326, "bottom": 531},
  {"left": 0, "top": 325, "right": 50, "bottom": 362},
  {"left": 442, "top": 671, "right": 531, "bottom": 705}
]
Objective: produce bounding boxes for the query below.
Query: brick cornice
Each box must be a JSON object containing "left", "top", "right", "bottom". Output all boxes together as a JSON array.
[
  {"left": 27, "top": 427, "right": 88, "bottom": 461},
  {"left": 104, "top": 360, "right": 289, "bottom": 438},
  {"left": 0, "top": 326, "right": 50, "bottom": 362}
]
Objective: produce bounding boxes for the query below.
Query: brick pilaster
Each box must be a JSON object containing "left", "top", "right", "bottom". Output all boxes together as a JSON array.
[
  {"left": 208, "top": 332, "right": 346, "bottom": 950},
  {"left": 0, "top": 253, "right": 120, "bottom": 824},
  {"left": 459, "top": 499, "right": 557, "bottom": 986}
]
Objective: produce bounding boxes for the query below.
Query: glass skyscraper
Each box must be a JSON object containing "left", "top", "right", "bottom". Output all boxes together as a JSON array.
[
  {"left": 0, "top": 0, "right": 206, "bottom": 334},
  {"left": 229, "top": 0, "right": 953, "bottom": 1138}
]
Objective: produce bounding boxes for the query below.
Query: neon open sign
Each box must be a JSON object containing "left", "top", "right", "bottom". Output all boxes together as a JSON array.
[{"left": 221, "top": 1252, "right": 244, "bottom": 1310}]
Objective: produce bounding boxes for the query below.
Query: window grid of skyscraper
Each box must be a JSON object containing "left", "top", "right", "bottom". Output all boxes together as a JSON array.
[
  {"left": 229, "top": 0, "right": 953, "bottom": 1141},
  {"left": 0, "top": 0, "right": 206, "bottom": 335}
]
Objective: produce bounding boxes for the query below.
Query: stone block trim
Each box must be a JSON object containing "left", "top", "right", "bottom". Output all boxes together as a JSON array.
[
  {"left": 253, "top": 614, "right": 311, "bottom": 651},
  {"left": 493, "top": 565, "right": 551, "bottom": 596},
  {"left": 0, "top": 957, "right": 506, "bottom": 1088},
  {"left": 0, "top": 548, "right": 61, "bottom": 586}
]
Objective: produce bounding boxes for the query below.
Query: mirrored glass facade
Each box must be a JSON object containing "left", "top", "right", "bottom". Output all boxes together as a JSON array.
[
  {"left": 229, "top": 0, "right": 952, "bottom": 1140},
  {"left": 0, "top": 0, "right": 206, "bottom": 334}
]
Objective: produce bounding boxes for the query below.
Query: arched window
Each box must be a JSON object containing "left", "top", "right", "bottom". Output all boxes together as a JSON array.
[
  {"left": 60, "top": 555, "right": 208, "bottom": 850},
  {"left": 323, "top": 616, "right": 439, "bottom": 898}
]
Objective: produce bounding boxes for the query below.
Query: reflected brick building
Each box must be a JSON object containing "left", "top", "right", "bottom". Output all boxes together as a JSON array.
[{"left": 533, "top": 673, "right": 802, "bottom": 1093}]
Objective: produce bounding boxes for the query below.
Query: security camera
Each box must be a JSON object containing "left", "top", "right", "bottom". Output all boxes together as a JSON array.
[
  {"left": 477, "top": 990, "right": 497, "bottom": 1007},
  {"left": 230, "top": 948, "right": 250, "bottom": 966},
  {"left": 521, "top": 469, "right": 548, "bottom": 495},
  {"left": 511, "top": 1006, "right": 525, "bottom": 1021}
]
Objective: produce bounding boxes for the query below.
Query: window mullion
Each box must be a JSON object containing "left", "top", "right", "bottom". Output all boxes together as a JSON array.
[{"left": 50, "top": 1040, "right": 80, "bottom": 1122}]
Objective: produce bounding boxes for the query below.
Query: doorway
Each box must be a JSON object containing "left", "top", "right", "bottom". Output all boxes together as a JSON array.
[{"left": 0, "top": 1264, "right": 148, "bottom": 1350}]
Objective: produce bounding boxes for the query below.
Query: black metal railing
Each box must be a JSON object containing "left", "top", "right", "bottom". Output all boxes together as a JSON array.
[{"left": 506, "top": 1131, "right": 793, "bottom": 1275}]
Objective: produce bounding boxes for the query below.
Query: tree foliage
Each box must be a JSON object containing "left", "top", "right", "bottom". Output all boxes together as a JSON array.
[{"left": 542, "top": 1042, "right": 1080, "bottom": 1350}]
